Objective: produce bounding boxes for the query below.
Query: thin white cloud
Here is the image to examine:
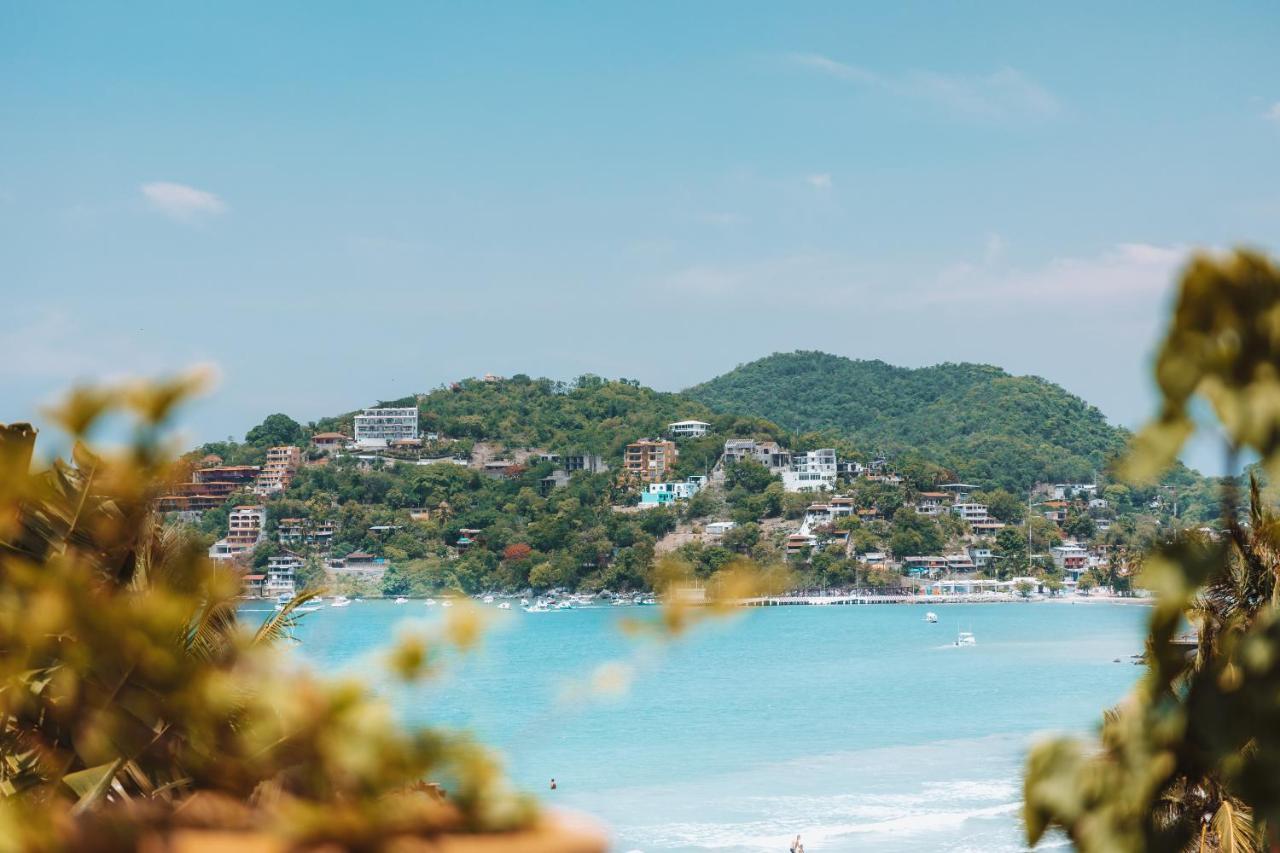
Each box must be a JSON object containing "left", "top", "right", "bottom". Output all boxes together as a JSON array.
[
  {"left": 1264, "top": 102, "right": 1280, "bottom": 124},
  {"left": 805, "top": 173, "right": 834, "bottom": 190},
  {"left": 925, "top": 242, "right": 1186, "bottom": 307},
  {"left": 789, "top": 52, "right": 1061, "bottom": 119},
  {"left": 141, "top": 181, "right": 227, "bottom": 221}
]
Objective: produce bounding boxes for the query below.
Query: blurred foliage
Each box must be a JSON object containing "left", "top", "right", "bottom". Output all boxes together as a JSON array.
[
  {"left": 1023, "top": 250, "right": 1280, "bottom": 852},
  {"left": 0, "top": 376, "right": 536, "bottom": 851}
]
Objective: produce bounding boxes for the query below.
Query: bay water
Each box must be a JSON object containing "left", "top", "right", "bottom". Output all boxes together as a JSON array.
[{"left": 249, "top": 600, "right": 1147, "bottom": 851}]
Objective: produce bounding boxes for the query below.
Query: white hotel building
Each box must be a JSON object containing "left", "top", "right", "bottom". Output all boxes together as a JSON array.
[{"left": 353, "top": 407, "right": 419, "bottom": 448}]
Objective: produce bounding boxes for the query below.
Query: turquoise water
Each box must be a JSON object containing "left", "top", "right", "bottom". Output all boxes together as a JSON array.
[{"left": 248, "top": 601, "right": 1148, "bottom": 852}]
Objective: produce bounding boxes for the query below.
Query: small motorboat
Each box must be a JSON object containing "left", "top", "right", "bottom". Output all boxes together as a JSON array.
[
  {"left": 394, "top": 597, "right": 409, "bottom": 605},
  {"left": 425, "top": 598, "right": 437, "bottom": 606},
  {"left": 520, "top": 598, "right": 530, "bottom": 607},
  {"left": 441, "top": 600, "right": 454, "bottom": 608},
  {"left": 925, "top": 612, "right": 938, "bottom": 623},
  {"left": 497, "top": 601, "right": 512, "bottom": 610},
  {"left": 955, "top": 631, "right": 976, "bottom": 647},
  {"left": 482, "top": 594, "right": 495, "bottom": 604},
  {"left": 524, "top": 601, "right": 549, "bottom": 613},
  {"left": 331, "top": 596, "right": 352, "bottom": 608}
]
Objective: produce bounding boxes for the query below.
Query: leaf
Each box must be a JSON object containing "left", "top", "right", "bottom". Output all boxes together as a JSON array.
[
  {"left": 1211, "top": 797, "right": 1257, "bottom": 853},
  {"left": 63, "top": 757, "right": 125, "bottom": 814}
]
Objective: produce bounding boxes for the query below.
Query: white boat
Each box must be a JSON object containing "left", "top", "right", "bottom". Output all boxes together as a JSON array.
[
  {"left": 441, "top": 600, "right": 454, "bottom": 608},
  {"left": 520, "top": 598, "right": 530, "bottom": 607},
  {"left": 482, "top": 594, "right": 495, "bottom": 604},
  {"left": 523, "top": 602, "right": 549, "bottom": 613},
  {"left": 331, "top": 596, "right": 352, "bottom": 608},
  {"left": 425, "top": 598, "right": 437, "bottom": 606},
  {"left": 612, "top": 598, "right": 629, "bottom": 607},
  {"left": 955, "top": 630, "right": 976, "bottom": 647},
  {"left": 311, "top": 596, "right": 324, "bottom": 604},
  {"left": 497, "top": 602, "right": 511, "bottom": 610},
  {"left": 395, "top": 597, "right": 409, "bottom": 605},
  {"left": 925, "top": 612, "right": 938, "bottom": 623},
  {"left": 555, "top": 600, "right": 573, "bottom": 610}
]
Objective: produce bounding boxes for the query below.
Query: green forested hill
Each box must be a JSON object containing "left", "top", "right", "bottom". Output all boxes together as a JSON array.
[{"left": 685, "top": 351, "right": 1129, "bottom": 490}]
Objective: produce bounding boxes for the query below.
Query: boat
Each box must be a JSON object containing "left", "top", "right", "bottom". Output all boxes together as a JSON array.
[
  {"left": 497, "top": 601, "right": 511, "bottom": 610},
  {"left": 331, "top": 596, "right": 352, "bottom": 608},
  {"left": 955, "top": 630, "right": 976, "bottom": 647},
  {"left": 523, "top": 601, "right": 549, "bottom": 613},
  {"left": 311, "top": 596, "right": 324, "bottom": 604},
  {"left": 441, "top": 600, "right": 454, "bottom": 608},
  {"left": 925, "top": 612, "right": 938, "bottom": 623},
  {"left": 395, "top": 597, "right": 409, "bottom": 605},
  {"left": 482, "top": 594, "right": 495, "bottom": 604},
  {"left": 425, "top": 598, "right": 437, "bottom": 606},
  {"left": 520, "top": 598, "right": 530, "bottom": 607}
]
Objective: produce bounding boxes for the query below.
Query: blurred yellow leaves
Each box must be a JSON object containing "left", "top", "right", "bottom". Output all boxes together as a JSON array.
[{"left": 1122, "top": 250, "right": 1280, "bottom": 483}]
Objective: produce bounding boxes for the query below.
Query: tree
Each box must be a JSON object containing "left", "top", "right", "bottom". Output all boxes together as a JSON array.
[
  {"left": 1075, "top": 573, "right": 1095, "bottom": 596},
  {"left": 245, "top": 413, "right": 303, "bottom": 446},
  {"left": 503, "top": 542, "right": 533, "bottom": 562},
  {"left": 982, "top": 488, "right": 1026, "bottom": 524},
  {"left": 724, "top": 459, "right": 778, "bottom": 493},
  {"left": 888, "top": 507, "right": 943, "bottom": 558},
  {"left": 1015, "top": 579, "right": 1034, "bottom": 599}
]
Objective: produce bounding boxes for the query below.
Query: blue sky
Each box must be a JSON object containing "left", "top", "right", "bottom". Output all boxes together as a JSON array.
[{"left": 2, "top": 3, "right": 1278, "bottom": 469}]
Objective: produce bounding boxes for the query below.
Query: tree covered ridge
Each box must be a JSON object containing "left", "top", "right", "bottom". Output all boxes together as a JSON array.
[{"left": 686, "top": 350, "right": 1129, "bottom": 490}]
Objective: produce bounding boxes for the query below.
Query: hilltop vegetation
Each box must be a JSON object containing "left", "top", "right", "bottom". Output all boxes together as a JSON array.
[
  {"left": 180, "top": 358, "right": 1223, "bottom": 597},
  {"left": 686, "top": 351, "right": 1129, "bottom": 492}
]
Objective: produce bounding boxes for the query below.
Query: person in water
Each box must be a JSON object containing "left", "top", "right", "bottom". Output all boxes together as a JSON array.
[
  {"left": 790, "top": 834, "right": 802, "bottom": 853},
  {"left": 550, "top": 778, "right": 557, "bottom": 790}
]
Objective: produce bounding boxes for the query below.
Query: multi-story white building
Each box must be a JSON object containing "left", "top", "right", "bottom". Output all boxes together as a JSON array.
[
  {"left": 951, "top": 502, "right": 991, "bottom": 523},
  {"left": 264, "top": 550, "right": 303, "bottom": 597},
  {"left": 668, "top": 420, "right": 711, "bottom": 439},
  {"left": 209, "top": 505, "right": 266, "bottom": 562},
  {"left": 784, "top": 449, "right": 838, "bottom": 492},
  {"left": 353, "top": 407, "right": 419, "bottom": 448}
]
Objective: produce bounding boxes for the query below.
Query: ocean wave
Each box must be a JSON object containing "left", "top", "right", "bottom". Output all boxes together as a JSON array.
[{"left": 628, "top": 800, "right": 1021, "bottom": 851}]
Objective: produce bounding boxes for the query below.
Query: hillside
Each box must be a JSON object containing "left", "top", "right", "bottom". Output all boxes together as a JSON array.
[{"left": 685, "top": 351, "right": 1128, "bottom": 491}]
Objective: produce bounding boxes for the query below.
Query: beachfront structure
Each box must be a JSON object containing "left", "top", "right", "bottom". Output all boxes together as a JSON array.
[
  {"left": 208, "top": 505, "right": 266, "bottom": 562},
  {"left": 254, "top": 445, "right": 301, "bottom": 495},
  {"left": 264, "top": 551, "right": 303, "bottom": 597},
  {"left": 639, "top": 478, "right": 703, "bottom": 507},
  {"left": 353, "top": 407, "right": 419, "bottom": 448},
  {"left": 1051, "top": 544, "right": 1090, "bottom": 578},
  {"left": 311, "top": 432, "right": 350, "bottom": 454},
  {"left": 624, "top": 439, "right": 677, "bottom": 483},
  {"left": 668, "top": 420, "right": 711, "bottom": 439},
  {"left": 902, "top": 555, "right": 948, "bottom": 577},
  {"left": 722, "top": 439, "right": 791, "bottom": 471}
]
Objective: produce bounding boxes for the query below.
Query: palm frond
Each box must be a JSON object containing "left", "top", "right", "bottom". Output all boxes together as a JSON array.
[
  {"left": 1210, "top": 797, "right": 1258, "bottom": 853},
  {"left": 252, "top": 589, "right": 322, "bottom": 647}
]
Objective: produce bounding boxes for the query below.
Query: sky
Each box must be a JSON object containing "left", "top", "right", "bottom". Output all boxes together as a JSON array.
[{"left": 2, "top": 3, "right": 1278, "bottom": 470}]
